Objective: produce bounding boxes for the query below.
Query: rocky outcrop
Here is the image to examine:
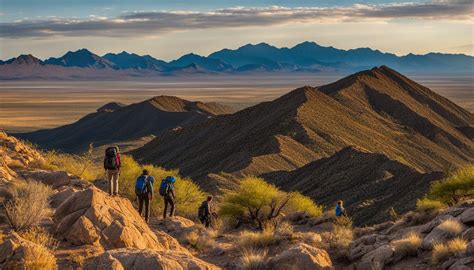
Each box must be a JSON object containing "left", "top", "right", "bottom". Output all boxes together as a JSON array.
[
  {"left": 422, "top": 219, "right": 465, "bottom": 249},
  {"left": 269, "top": 243, "right": 333, "bottom": 270},
  {"left": 83, "top": 248, "right": 220, "bottom": 270},
  {"left": 23, "top": 170, "right": 70, "bottom": 188},
  {"left": 0, "top": 232, "right": 57, "bottom": 269},
  {"left": 54, "top": 187, "right": 187, "bottom": 252}
]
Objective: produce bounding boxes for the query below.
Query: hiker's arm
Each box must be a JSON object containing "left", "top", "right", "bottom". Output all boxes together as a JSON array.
[
  {"left": 148, "top": 181, "right": 153, "bottom": 199},
  {"left": 170, "top": 186, "right": 176, "bottom": 199}
]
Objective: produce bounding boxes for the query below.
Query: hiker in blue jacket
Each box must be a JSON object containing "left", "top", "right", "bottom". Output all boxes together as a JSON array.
[
  {"left": 160, "top": 176, "right": 176, "bottom": 220},
  {"left": 335, "top": 200, "right": 347, "bottom": 217},
  {"left": 135, "top": 169, "right": 154, "bottom": 223}
]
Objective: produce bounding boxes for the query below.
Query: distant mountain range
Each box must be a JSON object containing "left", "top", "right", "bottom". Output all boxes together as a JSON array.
[{"left": 1, "top": 42, "right": 473, "bottom": 79}]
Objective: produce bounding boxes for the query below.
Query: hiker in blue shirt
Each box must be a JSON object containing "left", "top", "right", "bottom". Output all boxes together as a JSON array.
[
  {"left": 135, "top": 169, "right": 154, "bottom": 223},
  {"left": 335, "top": 200, "right": 347, "bottom": 217}
]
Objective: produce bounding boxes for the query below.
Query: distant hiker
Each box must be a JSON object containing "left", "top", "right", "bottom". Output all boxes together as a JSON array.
[
  {"left": 335, "top": 200, "right": 347, "bottom": 217},
  {"left": 198, "top": 195, "right": 216, "bottom": 228},
  {"left": 135, "top": 169, "right": 154, "bottom": 223},
  {"left": 160, "top": 176, "right": 176, "bottom": 219},
  {"left": 104, "top": 146, "right": 121, "bottom": 196}
]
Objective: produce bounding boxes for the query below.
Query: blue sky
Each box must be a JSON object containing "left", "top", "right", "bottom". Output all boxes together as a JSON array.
[{"left": 0, "top": 0, "right": 472, "bottom": 60}]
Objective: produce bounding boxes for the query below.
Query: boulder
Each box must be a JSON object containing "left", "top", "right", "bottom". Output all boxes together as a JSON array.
[
  {"left": 54, "top": 187, "right": 187, "bottom": 252},
  {"left": 0, "top": 232, "right": 57, "bottom": 269},
  {"left": 420, "top": 214, "right": 454, "bottom": 234},
  {"left": 348, "top": 234, "right": 388, "bottom": 261},
  {"left": 83, "top": 248, "right": 220, "bottom": 270},
  {"left": 25, "top": 170, "right": 70, "bottom": 189},
  {"left": 269, "top": 243, "right": 334, "bottom": 270},
  {"left": 461, "top": 227, "right": 474, "bottom": 241},
  {"left": 448, "top": 257, "right": 474, "bottom": 270},
  {"left": 422, "top": 220, "right": 465, "bottom": 249},
  {"left": 356, "top": 244, "right": 395, "bottom": 270},
  {"left": 459, "top": 208, "right": 474, "bottom": 225},
  {"left": 50, "top": 187, "right": 77, "bottom": 208}
]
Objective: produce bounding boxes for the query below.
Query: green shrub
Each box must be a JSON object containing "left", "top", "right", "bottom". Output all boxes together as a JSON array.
[
  {"left": 119, "top": 155, "right": 205, "bottom": 218},
  {"left": 427, "top": 165, "right": 474, "bottom": 205},
  {"left": 219, "top": 176, "right": 322, "bottom": 228}
]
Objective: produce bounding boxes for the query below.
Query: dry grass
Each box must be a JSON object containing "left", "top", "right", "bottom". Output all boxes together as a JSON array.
[
  {"left": 322, "top": 225, "right": 353, "bottom": 260},
  {"left": 5, "top": 181, "right": 52, "bottom": 231},
  {"left": 6, "top": 245, "right": 58, "bottom": 270},
  {"left": 19, "top": 227, "right": 59, "bottom": 250},
  {"left": 7, "top": 159, "right": 25, "bottom": 169},
  {"left": 432, "top": 238, "right": 468, "bottom": 264},
  {"left": 392, "top": 232, "right": 422, "bottom": 257},
  {"left": 238, "top": 229, "right": 279, "bottom": 250},
  {"left": 438, "top": 219, "right": 463, "bottom": 234},
  {"left": 299, "top": 232, "right": 322, "bottom": 247},
  {"left": 416, "top": 198, "right": 445, "bottom": 213},
  {"left": 238, "top": 248, "right": 268, "bottom": 270},
  {"left": 185, "top": 231, "right": 217, "bottom": 252}
]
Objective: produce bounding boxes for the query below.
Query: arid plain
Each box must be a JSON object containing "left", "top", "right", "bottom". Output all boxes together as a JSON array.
[{"left": 0, "top": 73, "right": 472, "bottom": 132}]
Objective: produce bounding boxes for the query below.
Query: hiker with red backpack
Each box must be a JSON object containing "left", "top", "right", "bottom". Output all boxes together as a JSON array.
[
  {"left": 159, "top": 176, "right": 176, "bottom": 220},
  {"left": 104, "top": 146, "right": 121, "bottom": 196},
  {"left": 135, "top": 169, "right": 155, "bottom": 223}
]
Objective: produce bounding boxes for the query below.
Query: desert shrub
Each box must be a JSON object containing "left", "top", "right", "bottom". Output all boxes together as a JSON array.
[
  {"left": 185, "top": 231, "right": 217, "bottom": 252},
  {"left": 119, "top": 155, "right": 205, "bottom": 218},
  {"left": 416, "top": 198, "right": 445, "bottom": 213},
  {"left": 388, "top": 207, "right": 399, "bottom": 221},
  {"left": 5, "top": 245, "right": 58, "bottom": 270},
  {"left": 427, "top": 165, "right": 474, "bottom": 205},
  {"left": 5, "top": 181, "right": 52, "bottom": 231},
  {"left": 432, "top": 238, "right": 468, "bottom": 264},
  {"left": 238, "top": 248, "right": 268, "bottom": 270},
  {"left": 438, "top": 219, "right": 463, "bottom": 235},
  {"left": 323, "top": 225, "right": 353, "bottom": 260},
  {"left": 238, "top": 229, "right": 279, "bottom": 250},
  {"left": 19, "top": 227, "right": 59, "bottom": 250},
  {"left": 392, "top": 232, "right": 422, "bottom": 257},
  {"left": 273, "top": 221, "right": 295, "bottom": 240},
  {"left": 220, "top": 177, "right": 322, "bottom": 228},
  {"left": 33, "top": 145, "right": 101, "bottom": 181},
  {"left": 299, "top": 232, "right": 322, "bottom": 247}
]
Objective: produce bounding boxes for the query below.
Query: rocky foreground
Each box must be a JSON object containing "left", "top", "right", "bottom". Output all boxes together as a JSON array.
[{"left": 0, "top": 132, "right": 473, "bottom": 269}]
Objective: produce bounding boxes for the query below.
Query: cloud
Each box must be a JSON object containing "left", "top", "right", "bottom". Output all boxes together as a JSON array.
[{"left": 0, "top": 1, "right": 471, "bottom": 38}]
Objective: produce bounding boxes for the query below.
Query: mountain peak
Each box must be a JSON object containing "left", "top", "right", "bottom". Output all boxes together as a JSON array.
[
  {"left": 6, "top": 54, "right": 43, "bottom": 65},
  {"left": 97, "top": 102, "right": 125, "bottom": 113}
]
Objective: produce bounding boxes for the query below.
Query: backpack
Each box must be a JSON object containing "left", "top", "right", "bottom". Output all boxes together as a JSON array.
[
  {"left": 135, "top": 176, "right": 149, "bottom": 196},
  {"left": 198, "top": 201, "right": 208, "bottom": 220},
  {"left": 159, "top": 179, "right": 169, "bottom": 196},
  {"left": 104, "top": 147, "right": 119, "bottom": 170}
]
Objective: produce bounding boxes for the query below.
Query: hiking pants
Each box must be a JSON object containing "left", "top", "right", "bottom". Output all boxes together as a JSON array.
[
  {"left": 107, "top": 169, "right": 119, "bottom": 195},
  {"left": 163, "top": 196, "right": 175, "bottom": 219},
  {"left": 138, "top": 195, "right": 150, "bottom": 222},
  {"left": 200, "top": 216, "right": 211, "bottom": 228}
]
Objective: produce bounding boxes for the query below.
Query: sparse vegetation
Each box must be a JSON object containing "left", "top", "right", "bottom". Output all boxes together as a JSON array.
[
  {"left": 238, "top": 229, "right": 279, "bottom": 250},
  {"left": 298, "top": 232, "right": 322, "bottom": 247},
  {"left": 438, "top": 219, "right": 464, "bottom": 235},
  {"left": 18, "top": 227, "right": 59, "bottom": 250},
  {"left": 238, "top": 248, "right": 268, "bottom": 270},
  {"left": 322, "top": 224, "right": 353, "bottom": 260},
  {"left": 119, "top": 155, "right": 206, "bottom": 218},
  {"left": 392, "top": 232, "right": 422, "bottom": 257},
  {"left": 220, "top": 176, "right": 322, "bottom": 229},
  {"left": 416, "top": 198, "right": 445, "bottom": 213},
  {"left": 31, "top": 144, "right": 101, "bottom": 181},
  {"left": 432, "top": 238, "right": 468, "bottom": 264},
  {"left": 185, "top": 230, "right": 217, "bottom": 252},
  {"left": 427, "top": 165, "right": 474, "bottom": 206},
  {"left": 388, "top": 207, "right": 399, "bottom": 221},
  {"left": 5, "top": 181, "right": 53, "bottom": 231},
  {"left": 7, "top": 245, "right": 58, "bottom": 270}
]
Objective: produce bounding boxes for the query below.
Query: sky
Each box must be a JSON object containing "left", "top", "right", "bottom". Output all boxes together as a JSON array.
[{"left": 0, "top": 0, "right": 472, "bottom": 60}]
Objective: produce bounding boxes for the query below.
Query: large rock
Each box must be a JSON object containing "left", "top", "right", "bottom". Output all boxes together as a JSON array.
[
  {"left": 0, "top": 232, "right": 57, "bottom": 269},
  {"left": 24, "top": 170, "right": 70, "bottom": 189},
  {"left": 448, "top": 257, "right": 474, "bottom": 270},
  {"left": 459, "top": 208, "right": 474, "bottom": 225},
  {"left": 356, "top": 244, "right": 395, "bottom": 270},
  {"left": 269, "top": 243, "right": 334, "bottom": 270},
  {"left": 54, "top": 187, "right": 186, "bottom": 252},
  {"left": 462, "top": 227, "right": 474, "bottom": 241},
  {"left": 83, "top": 248, "right": 220, "bottom": 270},
  {"left": 422, "top": 219, "right": 465, "bottom": 249},
  {"left": 348, "top": 234, "right": 388, "bottom": 261}
]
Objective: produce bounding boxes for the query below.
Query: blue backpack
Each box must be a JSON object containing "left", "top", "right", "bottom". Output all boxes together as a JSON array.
[
  {"left": 159, "top": 176, "right": 176, "bottom": 196},
  {"left": 135, "top": 176, "right": 149, "bottom": 196}
]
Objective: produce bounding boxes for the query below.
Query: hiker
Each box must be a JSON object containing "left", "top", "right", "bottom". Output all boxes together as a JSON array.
[
  {"left": 135, "top": 169, "right": 154, "bottom": 223},
  {"left": 104, "top": 146, "right": 121, "bottom": 196},
  {"left": 198, "top": 195, "right": 217, "bottom": 228},
  {"left": 335, "top": 200, "right": 347, "bottom": 217},
  {"left": 160, "top": 176, "right": 176, "bottom": 219}
]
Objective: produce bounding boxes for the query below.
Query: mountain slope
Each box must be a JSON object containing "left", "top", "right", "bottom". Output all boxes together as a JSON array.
[
  {"left": 103, "top": 51, "right": 168, "bottom": 70},
  {"left": 16, "top": 96, "right": 235, "bottom": 153},
  {"left": 168, "top": 53, "right": 233, "bottom": 71},
  {"left": 44, "top": 49, "right": 116, "bottom": 69},
  {"left": 130, "top": 66, "right": 473, "bottom": 192},
  {"left": 263, "top": 146, "right": 444, "bottom": 225}
]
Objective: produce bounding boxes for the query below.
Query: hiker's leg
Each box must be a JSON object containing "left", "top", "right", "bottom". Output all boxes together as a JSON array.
[
  {"left": 144, "top": 197, "right": 150, "bottom": 222},
  {"left": 138, "top": 196, "right": 144, "bottom": 216},
  {"left": 106, "top": 170, "right": 113, "bottom": 195},
  {"left": 113, "top": 170, "right": 119, "bottom": 195},
  {"left": 169, "top": 198, "right": 175, "bottom": 217},
  {"left": 163, "top": 198, "right": 168, "bottom": 219}
]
